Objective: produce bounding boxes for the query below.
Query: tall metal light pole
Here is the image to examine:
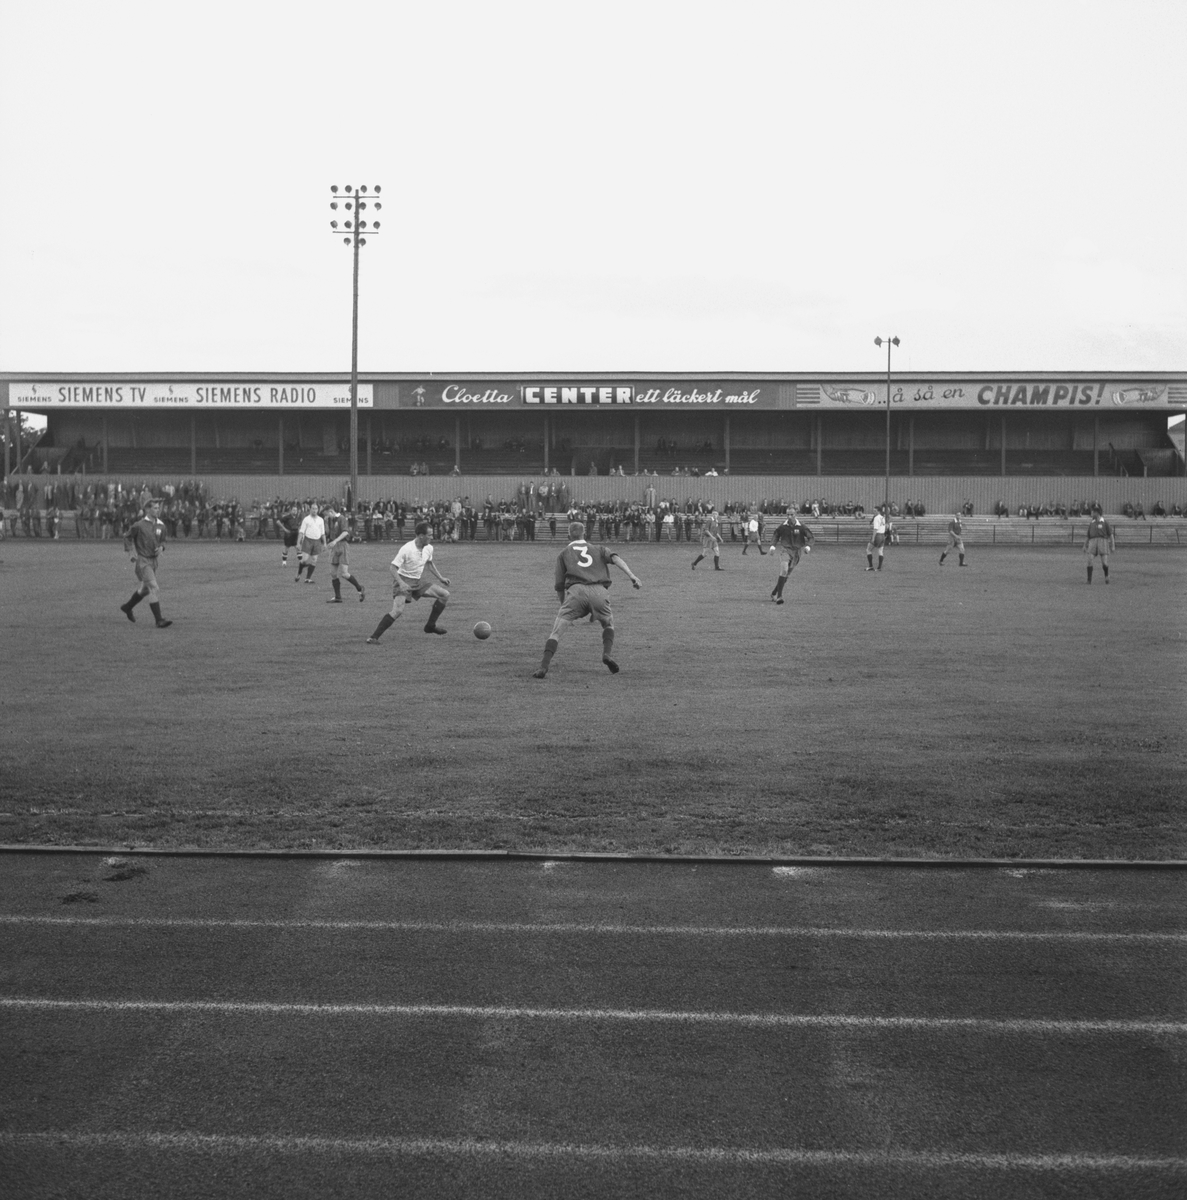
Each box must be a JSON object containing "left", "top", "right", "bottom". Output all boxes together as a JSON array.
[
  {"left": 874, "top": 335, "right": 900, "bottom": 512},
  {"left": 330, "top": 184, "right": 381, "bottom": 511}
]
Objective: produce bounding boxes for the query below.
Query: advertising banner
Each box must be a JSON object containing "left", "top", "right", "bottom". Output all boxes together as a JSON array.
[
  {"left": 400, "top": 380, "right": 774, "bottom": 409},
  {"left": 6, "top": 382, "right": 373, "bottom": 409},
  {"left": 7, "top": 378, "right": 1180, "bottom": 412},
  {"left": 797, "top": 381, "right": 1179, "bottom": 410},
  {"left": 400, "top": 379, "right": 1181, "bottom": 411}
]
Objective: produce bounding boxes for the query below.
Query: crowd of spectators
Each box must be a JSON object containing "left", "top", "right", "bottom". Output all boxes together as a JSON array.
[{"left": 2, "top": 473, "right": 1184, "bottom": 541}]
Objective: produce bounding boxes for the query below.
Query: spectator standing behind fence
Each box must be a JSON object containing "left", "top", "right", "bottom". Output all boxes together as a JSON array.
[{"left": 1084, "top": 511, "right": 1116, "bottom": 584}]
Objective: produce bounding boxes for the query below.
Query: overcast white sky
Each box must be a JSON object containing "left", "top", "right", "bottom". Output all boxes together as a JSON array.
[{"left": 1, "top": 0, "right": 1185, "bottom": 379}]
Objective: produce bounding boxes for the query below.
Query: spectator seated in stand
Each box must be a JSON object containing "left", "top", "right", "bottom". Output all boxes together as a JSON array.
[{"left": 1151, "top": 500, "right": 1166, "bottom": 517}]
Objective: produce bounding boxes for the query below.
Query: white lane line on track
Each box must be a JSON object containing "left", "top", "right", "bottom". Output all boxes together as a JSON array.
[
  {"left": 1, "top": 1131, "right": 1183, "bottom": 1172},
  {"left": 2, "top": 915, "right": 1183, "bottom": 941},
  {"left": 1, "top": 997, "right": 1183, "bottom": 1035}
]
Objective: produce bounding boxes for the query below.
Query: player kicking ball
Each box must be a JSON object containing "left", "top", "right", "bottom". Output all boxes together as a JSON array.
[
  {"left": 366, "top": 522, "right": 450, "bottom": 642},
  {"left": 533, "top": 522, "right": 641, "bottom": 679}
]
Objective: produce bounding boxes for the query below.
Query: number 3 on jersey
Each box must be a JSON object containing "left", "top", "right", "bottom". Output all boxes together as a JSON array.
[{"left": 572, "top": 541, "right": 593, "bottom": 568}]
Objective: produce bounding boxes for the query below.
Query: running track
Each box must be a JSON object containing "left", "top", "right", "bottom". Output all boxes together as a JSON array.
[{"left": 1, "top": 853, "right": 1184, "bottom": 1199}]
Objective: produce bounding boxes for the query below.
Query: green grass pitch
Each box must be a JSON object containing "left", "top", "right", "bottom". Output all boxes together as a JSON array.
[{"left": 1, "top": 537, "right": 1184, "bottom": 859}]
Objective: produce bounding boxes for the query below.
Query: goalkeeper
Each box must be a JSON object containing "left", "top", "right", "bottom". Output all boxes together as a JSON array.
[{"left": 769, "top": 514, "right": 813, "bottom": 605}]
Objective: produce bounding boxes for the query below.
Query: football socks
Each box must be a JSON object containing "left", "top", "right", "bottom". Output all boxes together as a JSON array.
[{"left": 369, "top": 613, "right": 395, "bottom": 640}]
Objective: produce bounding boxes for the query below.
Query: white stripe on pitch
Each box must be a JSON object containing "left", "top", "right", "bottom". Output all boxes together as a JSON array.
[
  {"left": 0, "top": 1131, "right": 1183, "bottom": 1172},
  {"left": 1, "top": 997, "right": 1182, "bottom": 1035},
  {"left": 2, "top": 914, "right": 1182, "bottom": 942}
]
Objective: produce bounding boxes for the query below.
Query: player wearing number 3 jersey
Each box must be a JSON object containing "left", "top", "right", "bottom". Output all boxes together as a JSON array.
[{"left": 533, "top": 522, "right": 642, "bottom": 678}]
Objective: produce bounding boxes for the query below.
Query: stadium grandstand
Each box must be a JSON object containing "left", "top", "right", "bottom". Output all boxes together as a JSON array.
[{"left": 3, "top": 371, "right": 1185, "bottom": 516}]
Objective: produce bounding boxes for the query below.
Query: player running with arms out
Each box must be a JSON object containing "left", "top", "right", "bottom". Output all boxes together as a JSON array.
[
  {"left": 866, "top": 505, "right": 888, "bottom": 571},
  {"left": 533, "top": 522, "right": 641, "bottom": 679},
  {"left": 769, "top": 513, "right": 813, "bottom": 604},
  {"left": 295, "top": 503, "right": 327, "bottom": 584},
  {"left": 939, "top": 513, "right": 968, "bottom": 567},
  {"left": 119, "top": 499, "right": 172, "bottom": 628},
  {"left": 366, "top": 521, "right": 450, "bottom": 641},
  {"left": 325, "top": 529, "right": 365, "bottom": 603},
  {"left": 1084, "top": 510, "right": 1116, "bottom": 584}
]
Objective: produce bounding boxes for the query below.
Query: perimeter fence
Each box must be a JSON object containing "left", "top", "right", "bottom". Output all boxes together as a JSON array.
[{"left": 2, "top": 512, "right": 1185, "bottom": 547}]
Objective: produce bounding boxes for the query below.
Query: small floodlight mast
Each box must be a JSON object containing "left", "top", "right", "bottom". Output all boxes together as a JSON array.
[
  {"left": 873, "top": 336, "right": 900, "bottom": 513},
  {"left": 330, "top": 183, "right": 382, "bottom": 512}
]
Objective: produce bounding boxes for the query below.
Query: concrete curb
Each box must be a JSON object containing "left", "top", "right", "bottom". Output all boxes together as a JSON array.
[{"left": 1, "top": 844, "right": 1183, "bottom": 869}]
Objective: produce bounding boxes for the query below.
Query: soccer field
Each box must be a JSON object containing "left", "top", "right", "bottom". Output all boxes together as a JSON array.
[{"left": 1, "top": 538, "right": 1184, "bottom": 860}]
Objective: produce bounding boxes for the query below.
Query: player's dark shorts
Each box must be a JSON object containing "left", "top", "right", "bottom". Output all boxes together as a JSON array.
[
  {"left": 301, "top": 536, "right": 325, "bottom": 557},
  {"left": 283, "top": 530, "right": 298, "bottom": 548},
  {"left": 868, "top": 532, "right": 886, "bottom": 549},
  {"left": 552, "top": 582, "right": 613, "bottom": 634},
  {"left": 774, "top": 544, "right": 801, "bottom": 570}
]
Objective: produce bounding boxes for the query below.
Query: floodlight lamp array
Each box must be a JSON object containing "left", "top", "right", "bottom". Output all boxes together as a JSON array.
[{"left": 329, "top": 185, "right": 382, "bottom": 241}]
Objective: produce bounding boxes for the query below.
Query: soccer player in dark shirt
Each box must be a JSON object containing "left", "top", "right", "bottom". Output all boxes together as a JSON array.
[
  {"left": 939, "top": 514, "right": 968, "bottom": 567},
  {"left": 119, "top": 500, "right": 173, "bottom": 627},
  {"left": 533, "top": 522, "right": 642, "bottom": 679},
  {"left": 278, "top": 506, "right": 300, "bottom": 567},
  {"left": 770, "top": 515, "right": 813, "bottom": 604},
  {"left": 1084, "top": 513, "right": 1115, "bottom": 583}
]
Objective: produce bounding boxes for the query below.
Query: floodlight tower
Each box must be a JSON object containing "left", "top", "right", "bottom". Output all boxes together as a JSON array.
[
  {"left": 330, "top": 184, "right": 381, "bottom": 510},
  {"left": 874, "top": 335, "right": 900, "bottom": 513}
]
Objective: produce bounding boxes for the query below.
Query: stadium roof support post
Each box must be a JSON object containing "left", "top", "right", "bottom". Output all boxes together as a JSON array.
[
  {"left": 329, "top": 182, "right": 382, "bottom": 511},
  {"left": 874, "top": 335, "right": 900, "bottom": 509}
]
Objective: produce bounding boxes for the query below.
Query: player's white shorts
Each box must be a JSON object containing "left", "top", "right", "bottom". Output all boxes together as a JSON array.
[
  {"left": 946, "top": 534, "right": 965, "bottom": 552},
  {"left": 393, "top": 573, "right": 434, "bottom": 599},
  {"left": 1085, "top": 537, "right": 1110, "bottom": 558}
]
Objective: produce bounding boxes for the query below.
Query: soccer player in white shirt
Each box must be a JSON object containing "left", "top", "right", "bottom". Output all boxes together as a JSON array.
[
  {"left": 366, "top": 522, "right": 452, "bottom": 641},
  {"left": 741, "top": 513, "right": 766, "bottom": 556},
  {"left": 866, "top": 506, "right": 888, "bottom": 571},
  {"left": 295, "top": 503, "right": 327, "bottom": 584}
]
